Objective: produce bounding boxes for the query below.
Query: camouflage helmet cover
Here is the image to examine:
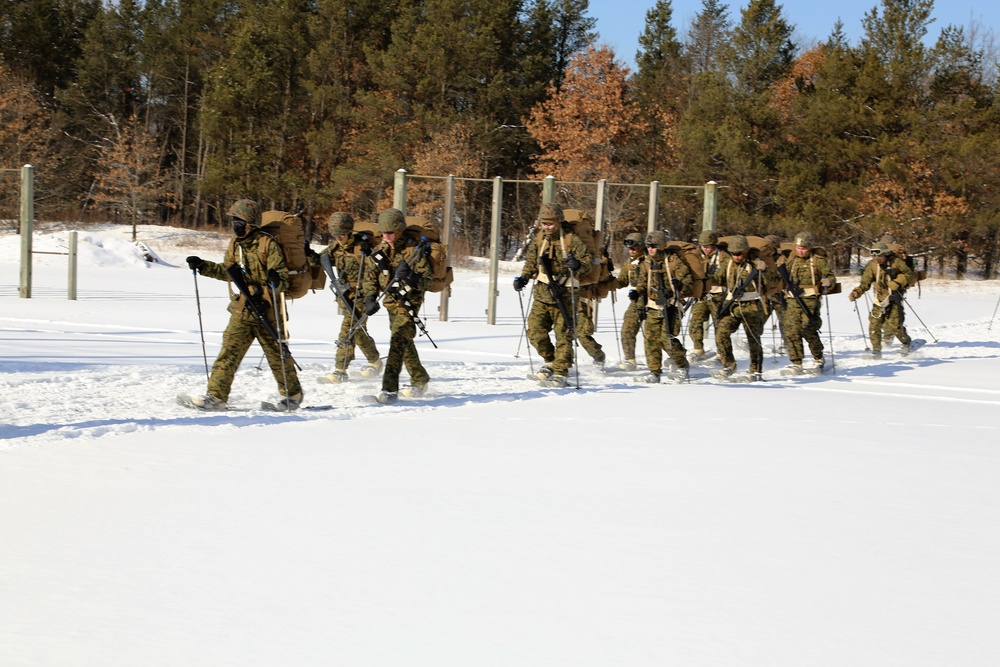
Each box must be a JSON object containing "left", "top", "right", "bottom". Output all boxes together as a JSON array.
[
  {"left": 327, "top": 212, "right": 355, "bottom": 234},
  {"left": 646, "top": 230, "right": 668, "bottom": 247},
  {"left": 698, "top": 231, "right": 718, "bottom": 246},
  {"left": 537, "top": 203, "right": 565, "bottom": 223},
  {"left": 227, "top": 199, "right": 261, "bottom": 227},
  {"left": 871, "top": 241, "right": 891, "bottom": 255},
  {"left": 728, "top": 234, "right": 750, "bottom": 254},
  {"left": 794, "top": 230, "right": 815, "bottom": 248},
  {"left": 625, "top": 232, "right": 645, "bottom": 248},
  {"left": 376, "top": 208, "right": 406, "bottom": 234}
]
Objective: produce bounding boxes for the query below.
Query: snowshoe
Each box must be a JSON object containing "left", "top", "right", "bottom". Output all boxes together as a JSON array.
[
  {"left": 667, "top": 367, "right": 690, "bottom": 384},
  {"left": 780, "top": 363, "right": 804, "bottom": 377},
  {"left": 535, "top": 364, "right": 555, "bottom": 381},
  {"left": 260, "top": 393, "right": 302, "bottom": 412},
  {"left": 538, "top": 374, "right": 568, "bottom": 388},
  {"left": 617, "top": 359, "right": 638, "bottom": 371},
  {"left": 900, "top": 339, "right": 926, "bottom": 356},
  {"left": 361, "top": 391, "right": 398, "bottom": 405},
  {"left": 635, "top": 372, "right": 661, "bottom": 384},
  {"left": 710, "top": 364, "right": 738, "bottom": 380},
  {"left": 399, "top": 383, "right": 428, "bottom": 398}
]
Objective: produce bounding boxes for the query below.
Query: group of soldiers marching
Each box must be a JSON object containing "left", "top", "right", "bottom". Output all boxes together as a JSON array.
[{"left": 517, "top": 203, "right": 917, "bottom": 386}]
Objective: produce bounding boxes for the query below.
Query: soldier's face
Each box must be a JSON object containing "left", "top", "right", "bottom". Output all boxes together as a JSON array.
[
  {"left": 701, "top": 244, "right": 715, "bottom": 256},
  {"left": 795, "top": 245, "right": 809, "bottom": 258},
  {"left": 875, "top": 255, "right": 886, "bottom": 265},
  {"left": 383, "top": 231, "right": 397, "bottom": 245},
  {"left": 731, "top": 251, "right": 746, "bottom": 262}
]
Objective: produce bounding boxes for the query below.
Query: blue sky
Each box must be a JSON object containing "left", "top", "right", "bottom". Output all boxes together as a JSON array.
[{"left": 588, "top": 0, "right": 1000, "bottom": 67}]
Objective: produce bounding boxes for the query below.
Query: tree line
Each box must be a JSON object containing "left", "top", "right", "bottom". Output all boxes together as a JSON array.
[{"left": 1, "top": 0, "right": 998, "bottom": 276}]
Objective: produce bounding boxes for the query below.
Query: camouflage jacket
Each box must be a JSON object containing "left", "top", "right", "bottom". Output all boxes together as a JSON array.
[
  {"left": 198, "top": 230, "right": 289, "bottom": 324},
  {"left": 702, "top": 248, "right": 731, "bottom": 298},
  {"left": 640, "top": 251, "right": 692, "bottom": 313},
  {"left": 718, "top": 255, "right": 779, "bottom": 312},
  {"left": 615, "top": 253, "right": 646, "bottom": 291},
  {"left": 781, "top": 252, "right": 836, "bottom": 306},
  {"left": 858, "top": 255, "right": 915, "bottom": 307},
  {"left": 316, "top": 231, "right": 368, "bottom": 294},
  {"left": 519, "top": 230, "right": 592, "bottom": 306},
  {"left": 361, "top": 236, "right": 433, "bottom": 314}
]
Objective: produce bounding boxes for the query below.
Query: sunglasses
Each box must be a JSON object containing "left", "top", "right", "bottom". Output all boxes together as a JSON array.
[{"left": 646, "top": 243, "right": 659, "bottom": 249}]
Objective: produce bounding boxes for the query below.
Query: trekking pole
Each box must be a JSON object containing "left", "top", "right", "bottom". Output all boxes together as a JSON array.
[
  {"left": 269, "top": 286, "right": 292, "bottom": 411},
  {"left": 609, "top": 289, "right": 622, "bottom": 365},
  {"left": 515, "top": 287, "right": 534, "bottom": 374},
  {"left": 568, "top": 269, "right": 581, "bottom": 390},
  {"left": 989, "top": 292, "right": 1000, "bottom": 331},
  {"left": 853, "top": 300, "right": 870, "bottom": 351},
  {"left": 902, "top": 295, "right": 939, "bottom": 343},
  {"left": 192, "top": 270, "right": 210, "bottom": 381},
  {"left": 824, "top": 293, "right": 836, "bottom": 374},
  {"left": 769, "top": 309, "right": 779, "bottom": 362}
]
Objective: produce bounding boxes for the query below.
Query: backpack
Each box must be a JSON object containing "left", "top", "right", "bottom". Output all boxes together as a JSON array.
[
  {"left": 560, "top": 209, "right": 608, "bottom": 289},
  {"left": 403, "top": 215, "right": 454, "bottom": 293},
  {"left": 664, "top": 240, "right": 706, "bottom": 299},
  {"left": 259, "top": 210, "right": 325, "bottom": 299},
  {"left": 886, "top": 243, "right": 926, "bottom": 283}
]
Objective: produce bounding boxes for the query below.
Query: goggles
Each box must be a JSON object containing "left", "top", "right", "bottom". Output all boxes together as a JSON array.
[
  {"left": 730, "top": 250, "right": 746, "bottom": 256},
  {"left": 870, "top": 248, "right": 886, "bottom": 256},
  {"left": 646, "top": 243, "right": 659, "bottom": 249},
  {"left": 623, "top": 238, "right": 642, "bottom": 249}
]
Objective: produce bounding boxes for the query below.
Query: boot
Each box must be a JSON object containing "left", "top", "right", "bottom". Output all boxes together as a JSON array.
[
  {"left": 374, "top": 390, "right": 398, "bottom": 405},
  {"left": 180, "top": 394, "right": 228, "bottom": 411},
  {"left": 274, "top": 392, "right": 303, "bottom": 411},
  {"left": 900, "top": 342, "right": 911, "bottom": 356},
  {"left": 812, "top": 356, "right": 825, "bottom": 371},
  {"left": 617, "top": 359, "right": 638, "bottom": 371},
  {"left": 536, "top": 364, "right": 555, "bottom": 381},
  {"left": 539, "top": 373, "right": 568, "bottom": 388},
  {"left": 667, "top": 366, "right": 689, "bottom": 383},
  {"left": 359, "top": 358, "right": 383, "bottom": 378},
  {"left": 318, "top": 370, "right": 348, "bottom": 384},
  {"left": 592, "top": 353, "right": 606, "bottom": 369},
  {"left": 400, "top": 382, "right": 427, "bottom": 398},
  {"left": 688, "top": 348, "right": 708, "bottom": 362},
  {"left": 782, "top": 362, "right": 804, "bottom": 376},
  {"left": 636, "top": 372, "right": 661, "bottom": 384}
]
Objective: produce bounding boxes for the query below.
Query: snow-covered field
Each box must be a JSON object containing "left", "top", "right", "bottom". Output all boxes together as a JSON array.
[{"left": 2, "top": 223, "right": 999, "bottom": 666}]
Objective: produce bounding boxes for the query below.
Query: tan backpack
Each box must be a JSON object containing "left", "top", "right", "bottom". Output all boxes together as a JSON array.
[
  {"left": 561, "top": 209, "right": 608, "bottom": 289},
  {"left": 259, "top": 210, "right": 325, "bottom": 298},
  {"left": 403, "top": 215, "right": 454, "bottom": 293},
  {"left": 664, "top": 240, "right": 706, "bottom": 299}
]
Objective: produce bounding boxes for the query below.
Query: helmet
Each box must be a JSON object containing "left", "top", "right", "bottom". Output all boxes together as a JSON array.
[
  {"left": 727, "top": 234, "right": 750, "bottom": 254},
  {"left": 794, "top": 230, "right": 815, "bottom": 248},
  {"left": 870, "top": 241, "right": 891, "bottom": 256},
  {"left": 376, "top": 208, "right": 406, "bottom": 234},
  {"left": 327, "top": 212, "right": 354, "bottom": 234},
  {"left": 227, "top": 199, "right": 261, "bottom": 227},
  {"left": 698, "top": 231, "right": 718, "bottom": 246},
  {"left": 880, "top": 233, "right": 897, "bottom": 244},
  {"left": 764, "top": 234, "right": 783, "bottom": 248},
  {"left": 624, "top": 232, "right": 645, "bottom": 249},
  {"left": 537, "top": 202, "right": 565, "bottom": 224},
  {"left": 646, "top": 230, "right": 668, "bottom": 248}
]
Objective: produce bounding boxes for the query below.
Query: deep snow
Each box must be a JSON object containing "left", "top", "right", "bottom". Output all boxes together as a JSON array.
[{"left": 2, "top": 223, "right": 999, "bottom": 666}]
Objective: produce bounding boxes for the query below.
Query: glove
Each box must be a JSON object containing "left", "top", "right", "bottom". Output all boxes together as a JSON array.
[
  {"left": 186, "top": 256, "right": 203, "bottom": 271},
  {"left": 706, "top": 265, "right": 716, "bottom": 276},
  {"left": 266, "top": 269, "right": 281, "bottom": 289},
  {"left": 849, "top": 287, "right": 862, "bottom": 302},
  {"left": 887, "top": 279, "right": 902, "bottom": 291},
  {"left": 364, "top": 295, "right": 380, "bottom": 316},
  {"left": 359, "top": 237, "right": 373, "bottom": 256},
  {"left": 513, "top": 276, "right": 528, "bottom": 292},
  {"left": 628, "top": 289, "right": 640, "bottom": 302},
  {"left": 305, "top": 246, "right": 318, "bottom": 259},
  {"left": 394, "top": 260, "right": 419, "bottom": 287},
  {"left": 606, "top": 256, "right": 615, "bottom": 274},
  {"left": 374, "top": 250, "right": 391, "bottom": 273},
  {"left": 754, "top": 259, "right": 767, "bottom": 271},
  {"left": 564, "top": 253, "right": 581, "bottom": 272}
]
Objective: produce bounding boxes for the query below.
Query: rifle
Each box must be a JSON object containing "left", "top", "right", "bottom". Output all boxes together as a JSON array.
[
  {"left": 652, "top": 261, "right": 674, "bottom": 335},
  {"left": 225, "top": 263, "right": 297, "bottom": 364},
  {"left": 382, "top": 239, "right": 439, "bottom": 348},
  {"left": 318, "top": 252, "right": 354, "bottom": 312},
  {"left": 539, "top": 253, "right": 574, "bottom": 336},
  {"left": 776, "top": 263, "right": 816, "bottom": 320},
  {"left": 718, "top": 263, "right": 760, "bottom": 318}
]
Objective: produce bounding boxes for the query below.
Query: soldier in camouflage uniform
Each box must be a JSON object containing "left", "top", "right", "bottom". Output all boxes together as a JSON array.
[
  {"left": 849, "top": 241, "right": 915, "bottom": 358},
  {"left": 764, "top": 234, "right": 789, "bottom": 356},
  {"left": 636, "top": 230, "right": 692, "bottom": 383},
  {"left": 513, "top": 203, "right": 593, "bottom": 388},
  {"left": 361, "top": 208, "right": 433, "bottom": 404},
  {"left": 779, "top": 231, "right": 836, "bottom": 374},
  {"left": 182, "top": 199, "right": 303, "bottom": 410},
  {"left": 575, "top": 300, "right": 605, "bottom": 368},
  {"left": 613, "top": 232, "right": 647, "bottom": 370},
  {"left": 687, "top": 230, "right": 729, "bottom": 361},
  {"left": 713, "top": 234, "right": 780, "bottom": 381},
  {"left": 313, "top": 212, "right": 383, "bottom": 383}
]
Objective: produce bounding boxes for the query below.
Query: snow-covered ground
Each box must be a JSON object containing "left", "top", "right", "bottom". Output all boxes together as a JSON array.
[{"left": 2, "top": 223, "right": 999, "bottom": 666}]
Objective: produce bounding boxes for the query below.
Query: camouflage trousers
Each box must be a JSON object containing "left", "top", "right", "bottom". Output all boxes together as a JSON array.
[
  {"left": 381, "top": 306, "right": 430, "bottom": 393},
  {"left": 688, "top": 296, "right": 721, "bottom": 351},
  {"left": 869, "top": 302, "right": 911, "bottom": 351},
  {"left": 620, "top": 302, "right": 642, "bottom": 361},
  {"left": 208, "top": 314, "right": 301, "bottom": 401},
  {"left": 527, "top": 290, "right": 575, "bottom": 376},
  {"left": 783, "top": 297, "right": 824, "bottom": 363},
  {"left": 334, "top": 304, "right": 380, "bottom": 372},
  {"left": 716, "top": 302, "right": 766, "bottom": 373},
  {"left": 643, "top": 307, "right": 687, "bottom": 374},
  {"left": 576, "top": 299, "right": 604, "bottom": 362}
]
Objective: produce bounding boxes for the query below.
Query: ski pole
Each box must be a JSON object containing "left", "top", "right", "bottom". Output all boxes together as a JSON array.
[
  {"left": 854, "top": 300, "right": 870, "bottom": 351},
  {"left": 989, "top": 292, "right": 1000, "bottom": 331},
  {"left": 270, "top": 285, "right": 292, "bottom": 411},
  {"left": 192, "top": 270, "right": 210, "bottom": 381},
  {"left": 568, "top": 269, "right": 581, "bottom": 390},
  {"left": 609, "top": 289, "right": 622, "bottom": 365},
  {"left": 515, "top": 287, "right": 534, "bottom": 374},
  {"left": 824, "top": 293, "right": 836, "bottom": 374},
  {"left": 902, "top": 295, "right": 939, "bottom": 343}
]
